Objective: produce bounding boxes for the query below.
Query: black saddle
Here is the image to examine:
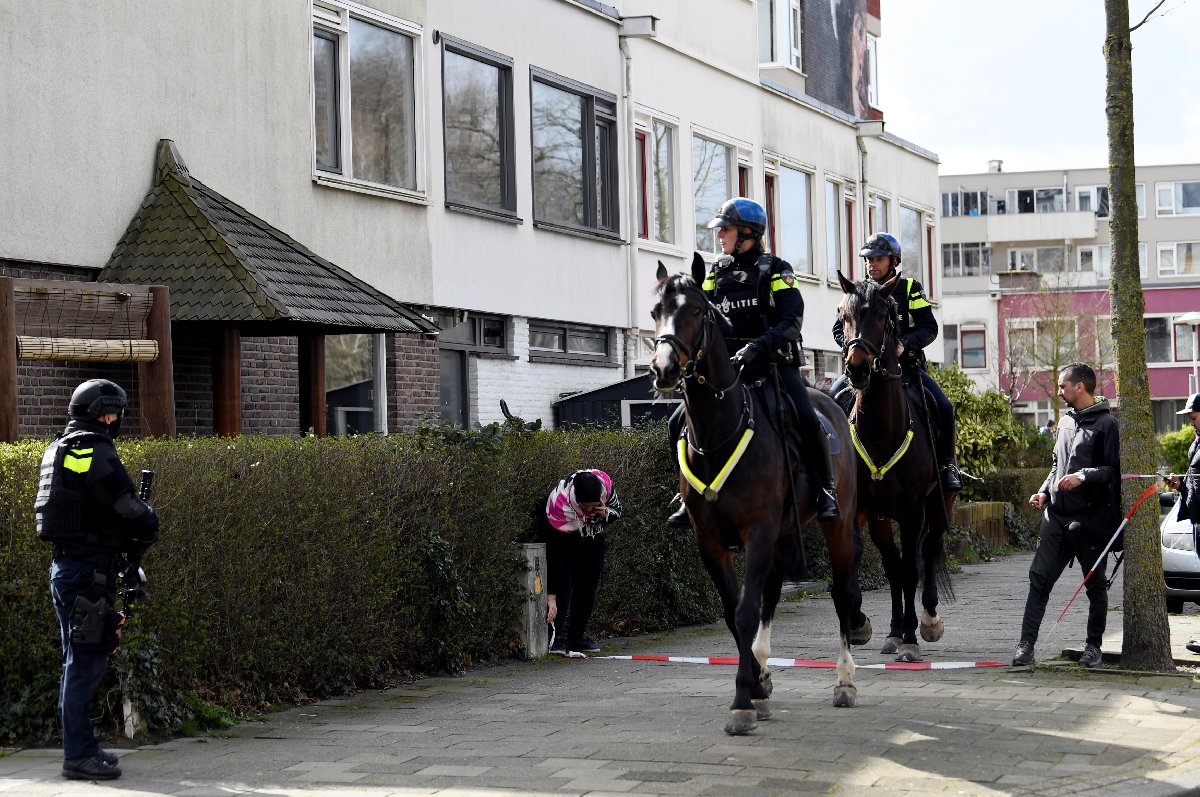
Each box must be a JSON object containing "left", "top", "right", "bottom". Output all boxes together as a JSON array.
[
  {"left": 834, "top": 380, "right": 939, "bottom": 444},
  {"left": 754, "top": 379, "right": 841, "bottom": 456}
]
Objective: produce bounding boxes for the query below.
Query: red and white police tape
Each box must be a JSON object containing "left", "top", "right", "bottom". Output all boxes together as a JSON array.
[{"left": 596, "top": 655, "right": 1003, "bottom": 670}]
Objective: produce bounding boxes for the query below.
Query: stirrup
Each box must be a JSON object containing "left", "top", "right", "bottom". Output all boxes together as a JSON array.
[
  {"left": 941, "top": 465, "right": 962, "bottom": 492},
  {"left": 817, "top": 487, "right": 840, "bottom": 520}
]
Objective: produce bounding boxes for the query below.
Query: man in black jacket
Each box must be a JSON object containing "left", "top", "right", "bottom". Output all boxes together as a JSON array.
[
  {"left": 1165, "top": 392, "right": 1200, "bottom": 522},
  {"left": 1012, "top": 363, "right": 1120, "bottom": 669},
  {"left": 36, "top": 379, "right": 159, "bottom": 781}
]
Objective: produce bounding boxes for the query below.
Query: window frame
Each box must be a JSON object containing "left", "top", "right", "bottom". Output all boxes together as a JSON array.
[
  {"left": 691, "top": 131, "right": 737, "bottom": 254},
  {"left": 431, "top": 309, "right": 513, "bottom": 357},
  {"left": 1075, "top": 184, "right": 1110, "bottom": 218},
  {"left": 311, "top": 1, "right": 426, "bottom": 202},
  {"left": 527, "top": 320, "right": 619, "bottom": 366},
  {"left": 767, "top": 155, "right": 816, "bottom": 277},
  {"left": 634, "top": 112, "right": 678, "bottom": 249},
  {"left": 941, "top": 242, "right": 990, "bottom": 278},
  {"left": 824, "top": 178, "right": 843, "bottom": 283},
  {"left": 959, "top": 327, "right": 987, "bottom": 370},
  {"left": 1156, "top": 180, "right": 1200, "bottom": 217},
  {"left": 439, "top": 34, "right": 517, "bottom": 220},
  {"left": 1158, "top": 241, "right": 1200, "bottom": 278},
  {"left": 529, "top": 67, "right": 620, "bottom": 239}
]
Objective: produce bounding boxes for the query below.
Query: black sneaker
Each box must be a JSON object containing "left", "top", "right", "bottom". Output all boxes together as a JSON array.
[
  {"left": 63, "top": 756, "right": 121, "bottom": 781},
  {"left": 101, "top": 751, "right": 119, "bottom": 767},
  {"left": 1011, "top": 641, "right": 1035, "bottom": 666},
  {"left": 1079, "top": 643, "right": 1102, "bottom": 668},
  {"left": 549, "top": 638, "right": 569, "bottom": 656},
  {"left": 571, "top": 638, "right": 601, "bottom": 654}
]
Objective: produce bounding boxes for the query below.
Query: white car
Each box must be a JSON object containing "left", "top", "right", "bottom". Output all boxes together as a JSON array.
[{"left": 1161, "top": 492, "right": 1200, "bottom": 613}]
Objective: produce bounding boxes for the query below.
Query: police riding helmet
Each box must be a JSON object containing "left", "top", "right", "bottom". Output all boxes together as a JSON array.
[
  {"left": 69, "top": 379, "right": 128, "bottom": 421},
  {"left": 860, "top": 232, "right": 902, "bottom": 264},
  {"left": 707, "top": 198, "right": 768, "bottom": 244}
]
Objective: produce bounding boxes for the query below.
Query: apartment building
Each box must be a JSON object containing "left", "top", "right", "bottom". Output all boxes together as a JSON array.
[
  {"left": 1, "top": 0, "right": 940, "bottom": 436},
  {"left": 939, "top": 162, "right": 1200, "bottom": 432}
]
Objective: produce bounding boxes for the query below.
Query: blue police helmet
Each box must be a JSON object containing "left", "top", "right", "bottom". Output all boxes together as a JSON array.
[
  {"left": 860, "top": 232, "right": 902, "bottom": 262},
  {"left": 706, "top": 198, "right": 767, "bottom": 238}
]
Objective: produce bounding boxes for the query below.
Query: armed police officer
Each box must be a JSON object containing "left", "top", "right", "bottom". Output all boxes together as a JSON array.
[
  {"left": 36, "top": 379, "right": 159, "bottom": 781},
  {"left": 831, "top": 232, "right": 961, "bottom": 493},
  {"left": 667, "top": 197, "right": 840, "bottom": 527}
]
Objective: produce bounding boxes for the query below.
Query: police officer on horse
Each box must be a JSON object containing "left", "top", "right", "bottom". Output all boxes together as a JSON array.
[
  {"left": 832, "top": 232, "right": 961, "bottom": 493},
  {"left": 667, "top": 197, "right": 840, "bottom": 526}
]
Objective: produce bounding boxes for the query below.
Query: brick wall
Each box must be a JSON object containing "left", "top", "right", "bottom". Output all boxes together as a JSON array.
[
  {"left": 387, "top": 332, "right": 440, "bottom": 433},
  {"left": 242, "top": 337, "right": 300, "bottom": 435}
]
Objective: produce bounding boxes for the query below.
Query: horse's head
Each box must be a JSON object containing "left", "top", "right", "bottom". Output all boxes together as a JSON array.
[
  {"left": 837, "top": 270, "right": 901, "bottom": 391},
  {"left": 649, "top": 255, "right": 733, "bottom": 393}
]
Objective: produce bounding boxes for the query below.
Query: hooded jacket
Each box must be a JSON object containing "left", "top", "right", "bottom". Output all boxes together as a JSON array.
[
  {"left": 544, "top": 470, "right": 621, "bottom": 536},
  {"left": 1039, "top": 397, "right": 1120, "bottom": 520}
]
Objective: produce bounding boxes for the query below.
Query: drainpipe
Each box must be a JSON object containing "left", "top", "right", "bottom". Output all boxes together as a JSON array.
[
  {"left": 619, "top": 16, "right": 658, "bottom": 379},
  {"left": 855, "top": 120, "right": 885, "bottom": 263}
]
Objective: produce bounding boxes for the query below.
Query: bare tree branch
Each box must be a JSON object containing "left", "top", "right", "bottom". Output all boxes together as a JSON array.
[{"left": 1130, "top": 0, "right": 1167, "bottom": 32}]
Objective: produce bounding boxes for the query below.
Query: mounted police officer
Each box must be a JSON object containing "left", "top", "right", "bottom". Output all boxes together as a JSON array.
[
  {"left": 831, "top": 232, "right": 961, "bottom": 493},
  {"left": 667, "top": 197, "right": 840, "bottom": 527},
  {"left": 36, "top": 379, "right": 159, "bottom": 781}
]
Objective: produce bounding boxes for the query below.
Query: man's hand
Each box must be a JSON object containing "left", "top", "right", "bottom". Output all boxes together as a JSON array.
[
  {"left": 732, "top": 343, "right": 761, "bottom": 369},
  {"left": 1057, "top": 474, "right": 1084, "bottom": 491},
  {"left": 1166, "top": 475, "right": 1182, "bottom": 490},
  {"left": 896, "top": 341, "right": 905, "bottom": 357},
  {"left": 547, "top": 595, "right": 558, "bottom": 623},
  {"left": 1029, "top": 492, "right": 1048, "bottom": 509}
]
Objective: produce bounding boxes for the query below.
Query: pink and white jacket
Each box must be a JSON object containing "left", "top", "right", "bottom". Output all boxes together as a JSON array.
[{"left": 544, "top": 469, "right": 621, "bottom": 536}]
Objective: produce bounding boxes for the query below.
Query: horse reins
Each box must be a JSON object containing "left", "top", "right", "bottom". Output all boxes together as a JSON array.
[{"left": 844, "top": 291, "right": 914, "bottom": 479}]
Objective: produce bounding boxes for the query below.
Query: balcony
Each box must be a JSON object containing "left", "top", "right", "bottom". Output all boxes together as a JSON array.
[{"left": 941, "top": 211, "right": 1098, "bottom": 245}]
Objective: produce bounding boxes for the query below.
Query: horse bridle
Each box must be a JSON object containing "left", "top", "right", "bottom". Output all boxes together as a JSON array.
[
  {"left": 655, "top": 294, "right": 740, "bottom": 400},
  {"left": 842, "top": 294, "right": 903, "bottom": 386}
]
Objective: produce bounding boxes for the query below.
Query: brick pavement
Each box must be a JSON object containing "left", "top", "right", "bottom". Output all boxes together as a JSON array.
[{"left": 5, "top": 551, "right": 1200, "bottom": 796}]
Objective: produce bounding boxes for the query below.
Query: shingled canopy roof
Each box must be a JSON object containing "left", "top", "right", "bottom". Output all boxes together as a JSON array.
[{"left": 99, "top": 140, "right": 437, "bottom": 337}]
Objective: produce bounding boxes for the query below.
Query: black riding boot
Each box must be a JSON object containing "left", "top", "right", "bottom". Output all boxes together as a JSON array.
[
  {"left": 807, "top": 425, "right": 841, "bottom": 520},
  {"left": 666, "top": 406, "right": 692, "bottom": 528},
  {"left": 938, "top": 416, "right": 962, "bottom": 493}
]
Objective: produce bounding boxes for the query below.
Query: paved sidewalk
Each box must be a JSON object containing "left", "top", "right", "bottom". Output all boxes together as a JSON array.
[{"left": 5, "top": 551, "right": 1200, "bottom": 796}]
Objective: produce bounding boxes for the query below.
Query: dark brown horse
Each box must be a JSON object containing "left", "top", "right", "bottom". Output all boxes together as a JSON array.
[
  {"left": 837, "top": 271, "right": 954, "bottom": 662},
  {"left": 649, "top": 257, "right": 869, "bottom": 735}
]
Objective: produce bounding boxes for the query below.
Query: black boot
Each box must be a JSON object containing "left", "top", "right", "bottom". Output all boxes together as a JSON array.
[
  {"left": 666, "top": 493, "right": 691, "bottom": 528},
  {"left": 808, "top": 430, "right": 841, "bottom": 521},
  {"left": 666, "top": 406, "right": 692, "bottom": 528},
  {"left": 938, "top": 418, "right": 962, "bottom": 493}
]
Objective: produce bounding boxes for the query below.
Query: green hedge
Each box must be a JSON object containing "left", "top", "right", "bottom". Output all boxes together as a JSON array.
[
  {"left": 0, "top": 423, "right": 733, "bottom": 744},
  {"left": 1160, "top": 425, "right": 1196, "bottom": 475}
]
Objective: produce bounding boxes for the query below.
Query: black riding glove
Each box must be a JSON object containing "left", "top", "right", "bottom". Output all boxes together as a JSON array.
[{"left": 732, "top": 343, "right": 761, "bottom": 369}]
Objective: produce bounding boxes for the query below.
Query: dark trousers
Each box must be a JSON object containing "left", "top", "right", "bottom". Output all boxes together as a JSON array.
[
  {"left": 1019, "top": 511, "right": 1109, "bottom": 647},
  {"left": 50, "top": 559, "right": 115, "bottom": 761},
  {"left": 546, "top": 532, "right": 606, "bottom": 647}
]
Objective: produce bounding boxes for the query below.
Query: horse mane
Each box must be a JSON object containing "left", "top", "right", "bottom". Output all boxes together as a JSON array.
[
  {"left": 659, "top": 272, "right": 735, "bottom": 338},
  {"left": 850, "top": 278, "right": 899, "bottom": 326}
]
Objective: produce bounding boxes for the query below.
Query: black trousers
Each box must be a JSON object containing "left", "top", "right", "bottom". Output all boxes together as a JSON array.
[
  {"left": 546, "top": 531, "right": 606, "bottom": 647},
  {"left": 1019, "top": 510, "right": 1109, "bottom": 647}
]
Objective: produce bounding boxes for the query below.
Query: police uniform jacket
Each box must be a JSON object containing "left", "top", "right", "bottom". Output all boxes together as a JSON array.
[
  {"left": 833, "top": 274, "right": 938, "bottom": 371},
  {"left": 702, "top": 245, "right": 804, "bottom": 376},
  {"left": 35, "top": 418, "right": 159, "bottom": 560}
]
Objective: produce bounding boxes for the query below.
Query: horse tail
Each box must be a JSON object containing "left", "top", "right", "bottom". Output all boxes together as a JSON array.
[
  {"left": 774, "top": 529, "right": 808, "bottom": 583},
  {"left": 935, "top": 554, "right": 956, "bottom": 602}
]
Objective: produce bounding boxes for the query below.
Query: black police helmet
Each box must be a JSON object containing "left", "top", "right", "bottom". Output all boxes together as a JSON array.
[
  {"left": 860, "top": 232, "right": 902, "bottom": 263},
  {"left": 69, "top": 379, "right": 128, "bottom": 420}
]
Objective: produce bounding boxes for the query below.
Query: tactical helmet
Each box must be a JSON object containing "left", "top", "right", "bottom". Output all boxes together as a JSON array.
[
  {"left": 69, "top": 379, "right": 128, "bottom": 420},
  {"left": 707, "top": 198, "right": 768, "bottom": 238},
  {"left": 860, "top": 232, "right": 902, "bottom": 262}
]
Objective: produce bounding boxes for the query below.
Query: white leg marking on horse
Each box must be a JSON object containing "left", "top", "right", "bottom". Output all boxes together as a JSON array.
[
  {"left": 752, "top": 623, "right": 772, "bottom": 670},
  {"left": 837, "top": 646, "right": 856, "bottom": 687}
]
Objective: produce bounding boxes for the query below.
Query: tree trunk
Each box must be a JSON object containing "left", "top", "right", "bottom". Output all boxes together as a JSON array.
[{"left": 1106, "top": 0, "right": 1174, "bottom": 671}]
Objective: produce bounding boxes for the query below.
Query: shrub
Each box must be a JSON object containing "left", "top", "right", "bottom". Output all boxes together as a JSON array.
[
  {"left": 1160, "top": 425, "right": 1195, "bottom": 476},
  {"left": 928, "top": 365, "right": 1027, "bottom": 499}
]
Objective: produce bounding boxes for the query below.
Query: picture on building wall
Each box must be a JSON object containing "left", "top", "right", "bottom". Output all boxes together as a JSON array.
[{"left": 803, "top": 0, "right": 870, "bottom": 119}]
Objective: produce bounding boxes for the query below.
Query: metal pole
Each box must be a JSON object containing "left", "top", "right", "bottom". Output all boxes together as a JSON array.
[{"left": 1192, "top": 324, "right": 1198, "bottom": 396}]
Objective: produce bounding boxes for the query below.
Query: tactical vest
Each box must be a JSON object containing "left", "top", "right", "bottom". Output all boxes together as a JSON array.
[
  {"left": 34, "top": 430, "right": 106, "bottom": 543},
  {"left": 704, "top": 253, "right": 802, "bottom": 365}
]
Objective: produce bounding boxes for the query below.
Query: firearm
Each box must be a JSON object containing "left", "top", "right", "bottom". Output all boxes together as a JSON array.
[{"left": 117, "top": 469, "right": 154, "bottom": 608}]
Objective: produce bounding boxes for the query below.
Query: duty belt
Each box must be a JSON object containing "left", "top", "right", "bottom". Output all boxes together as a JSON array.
[{"left": 52, "top": 546, "right": 120, "bottom": 570}]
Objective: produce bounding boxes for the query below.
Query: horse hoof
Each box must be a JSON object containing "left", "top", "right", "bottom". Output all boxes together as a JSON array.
[
  {"left": 849, "top": 617, "right": 873, "bottom": 646},
  {"left": 880, "top": 635, "right": 902, "bottom": 655},
  {"left": 724, "top": 709, "right": 758, "bottom": 735},
  {"left": 833, "top": 685, "right": 857, "bottom": 708},
  {"left": 895, "top": 644, "right": 923, "bottom": 663},
  {"left": 920, "top": 616, "right": 945, "bottom": 643},
  {"left": 753, "top": 699, "right": 772, "bottom": 720},
  {"left": 759, "top": 670, "right": 774, "bottom": 698}
]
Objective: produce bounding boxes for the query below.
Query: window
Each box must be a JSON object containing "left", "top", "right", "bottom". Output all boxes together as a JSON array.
[
  {"left": 441, "top": 37, "right": 515, "bottom": 215},
  {"left": 692, "top": 136, "right": 733, "bottom": 251},
  {"left": 1008, "top": 246, "right": 1065, "bottom": 272},
  {"left": 531, "top": 70, "right": 618, "bottom": 235},
  {"left": 825, "top": 180, "right": 842, "bottom": 282},
  {"left": 434, "top": 309, "right": 508, "bottom": 353},
  {"left": 789, "top": 0, "right": 803, "bottom": 69},
  {"left": 528, "top": 320, "right": 614, "bottom": 364},
  {"left": 1075, "top": 185, "right": 1109, "bottom": 217},
  {"left": 1036, "top": 319, "right": 1076, "bottom": 364},
  {"left": 764, "top": 173, "right": 778, "bottom": 254},
  {"left": 1008, "top": 326, "right": 1035, "bottom": 367},
  {"left": 899, "top": 206, "right": 924, "bottom": 277},
  {"left": 1158, "top": 241, "right": 1200, "bottom": 277},
  {"left": 312, "top": 3, "right": 420, "bottom": 194},
  {"left": 1095, "top": 316, "right": 1114, "bottom": 367},
  {"left": 961, "top": 328, "right": 986, "bottom": 369},
  {"left": 1004, "top": 187, "right": 1063, "bottom": 214},
  {"left": 758, "top": 0, "right": 802, "bottom": 69},
  {"left": 325, "top": 333, "right": 386, "bottom": 435},
  {"left": 941, "top": 190, "right": 987, "bottom": 217},
  {"left": 870, "top": 194, "right": 889, "bottom": 233},
  {"left": 635, "top": 119, "right": 675, "bottom": 244},
  {"left": 1175, "top": 319, "right": 1196, "bottom": 363},
  {"left": 942, "top": 243, "right": 990, "bottom": 277},
  {"left": 1140, "top": 242, "right": 1148, "bottom": 278},
  {"left": 1156, "top": 181, "right": 1200, "bottom": 216},
  {"left": 866, "top": 35, "right": 878, "bottom": 108},
  {"left": 1137, "top": 183, "right": 1146, "bottom": 218},
  {"left": 778, "top": 164, "right": 813, "bottom": 275},
  {"left": 1077, "top": 245, "right": 1111, "bottom": 277},
  {"left": 1146, "top": 317, "right": 1171, "bottom": 363},
  {"left": 943, "top": 323, "right": 959, "bottom": 365}
]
